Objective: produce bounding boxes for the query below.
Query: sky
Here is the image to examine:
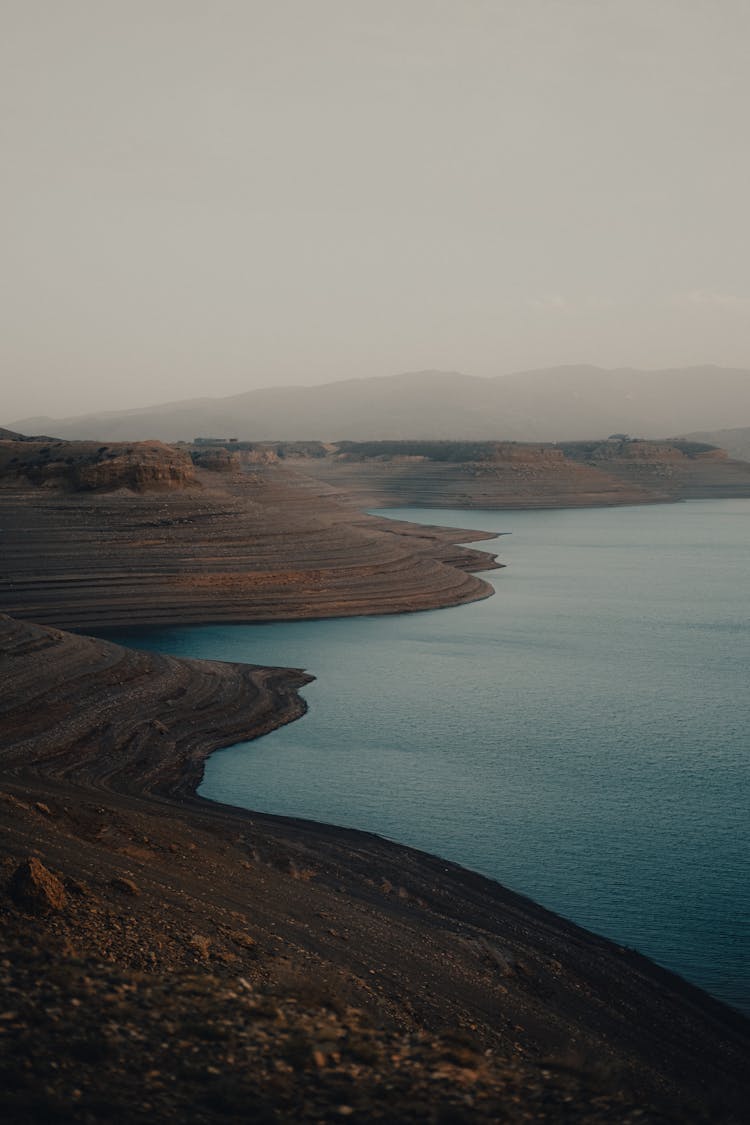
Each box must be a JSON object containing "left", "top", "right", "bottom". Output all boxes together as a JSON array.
[{"left": 2, "top": 0, "right": 750, "bottom": 421}]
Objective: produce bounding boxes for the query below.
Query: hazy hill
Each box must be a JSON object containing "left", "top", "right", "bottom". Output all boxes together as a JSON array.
[
  {"left": 10, "top": 365, "right": 750, "bottom": 443},
  {"left": 682, "top": 426, "right": 750, "bottom": 462}
]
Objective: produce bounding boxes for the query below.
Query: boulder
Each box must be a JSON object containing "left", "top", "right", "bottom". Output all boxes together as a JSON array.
[{"left": 9, "top": 857, "right": 67, "bottom": 914}]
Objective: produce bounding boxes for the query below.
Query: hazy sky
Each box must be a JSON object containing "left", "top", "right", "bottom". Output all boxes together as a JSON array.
[{"left": 2, "top": 1, "right": 749, "bottom": 421}]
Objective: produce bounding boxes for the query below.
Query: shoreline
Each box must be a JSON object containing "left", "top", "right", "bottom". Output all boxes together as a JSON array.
[
  {"left": 2, "top": 612, "right": 749, "bottom": 1122},
  {"left": 0, "top": 467, "right": 502, "bottom": 631},
  {"left": 2, "top": 452, "right": 750, "bottom": 1119}
]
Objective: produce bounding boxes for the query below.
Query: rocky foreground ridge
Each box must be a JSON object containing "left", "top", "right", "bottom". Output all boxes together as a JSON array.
[{"left": 1, "top": 615, "right": 749, "bottom": 1123}]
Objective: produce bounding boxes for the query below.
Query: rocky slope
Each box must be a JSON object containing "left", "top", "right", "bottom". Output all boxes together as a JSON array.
[
  {"left": 2, "top": 434, "right": 749, "bottom": 1121},
  {"left": 2, "top": 615, "right": 748, "bottom": 1123},
  {"left": 279, "top": 438, "right": 750, "bottom": 508},
  {"left": 558, "top": 438, "right": 750, "bottom": 500},
  {"left": 0, "top": 455, "right": 498, "bottom": 630},
  {"left": 285, "top": 444, "right": 657, "bottom": 508}
]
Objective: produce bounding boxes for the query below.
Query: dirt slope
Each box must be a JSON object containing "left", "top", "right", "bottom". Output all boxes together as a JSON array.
[
  {"left": 1, "top": 615, "right": 748, "bottom": 1123},
  {"left": 0, "top": 461, "right": 498, "bottom": 630}
]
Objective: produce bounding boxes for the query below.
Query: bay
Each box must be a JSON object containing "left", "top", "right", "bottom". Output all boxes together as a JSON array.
[{"left": 106, "top": 498, "right": 750, "bottom": 1014}]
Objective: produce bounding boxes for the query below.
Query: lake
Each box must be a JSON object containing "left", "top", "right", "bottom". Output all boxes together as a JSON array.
[{"left": 106, "top": 499, "right": 750, "bottom": 1015}]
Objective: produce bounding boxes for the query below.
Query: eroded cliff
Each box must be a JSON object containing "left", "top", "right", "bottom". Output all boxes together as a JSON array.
[{"left": 0, "top": 439, "right": 196, "bottom": 492}]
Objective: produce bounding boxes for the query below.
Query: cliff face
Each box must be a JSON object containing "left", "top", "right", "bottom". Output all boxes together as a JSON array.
[
  {"left": 190, "top": 447, "right": 241, "bottom": 472},
  {"left": 0, "top": 439, "right": 196, "bottom": 492}
]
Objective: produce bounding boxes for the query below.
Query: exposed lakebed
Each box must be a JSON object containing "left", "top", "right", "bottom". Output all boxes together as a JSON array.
[{"left": 107, "top": 499, "right": 750, "bottom": 1014}]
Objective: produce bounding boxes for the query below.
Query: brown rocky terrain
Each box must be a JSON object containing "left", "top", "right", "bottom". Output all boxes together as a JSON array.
[
  {"left": 558, "top": 438, "right": 750, "bottom": 500},
  {"left": 0, "top": 438, "right": 197, "bottom": 492},
  {"left": 273, "top": 438, "right": 750, "bottom": 508},
  {"left": 2, "top": 434, "right": 749, "bottom": 1121},
  {"left": 283, "top": 446, "right": 657, "bottom": 509},
  {"left": 1, "top": 615, "right": 748, "bottom": 1124},
  {"left": 0, "top": 449, "right": 498, "bottom": 631}
]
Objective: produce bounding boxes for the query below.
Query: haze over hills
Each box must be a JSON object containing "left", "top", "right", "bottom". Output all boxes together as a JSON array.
[
  {"left": 683, "top": 426, "right": 750, "bottom": 463},
  {"left": 10, "top": 365, "right": 750, "bottom": 444}
]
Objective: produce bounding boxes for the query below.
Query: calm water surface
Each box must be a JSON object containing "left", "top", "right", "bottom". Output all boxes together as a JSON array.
[{"left": 108, "top": 500, "right": 750, "bottom": 1014}]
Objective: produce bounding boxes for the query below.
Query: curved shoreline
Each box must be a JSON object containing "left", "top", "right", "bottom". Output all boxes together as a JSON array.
[
  {"left": 0, "top": 615, "right": 313, "bottom": 799},
  {"left": 1, "top": 612, "right": 749, "bottom": 1122},
  {"left": 1, "top": 447, "right": 749, "bottom": 1120},
  {"left": 0, "top": 466, "right": 501, "bottom": 631}
]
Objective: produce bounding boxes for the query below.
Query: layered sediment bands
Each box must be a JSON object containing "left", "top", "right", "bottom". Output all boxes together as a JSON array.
[
  {"left": 282, "top": 438, "right": 750, "bottom": 507},
  {"left": 0, "top": 464, "right": 498, "bottom": 630},
  {"left": 285, "top": 450, "right": 666, "bottom": 508},
  {"left": 1, "top": 615, "right": 748, "bottom": 1122},
  {"left": 0, "top": 615, "right": 311, "bottom": 797},
  {"left": 560, "top": 439, "right": 750, "bottom": 500}
]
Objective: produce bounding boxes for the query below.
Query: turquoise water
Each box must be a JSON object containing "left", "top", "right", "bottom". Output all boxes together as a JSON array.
[{"left": 106, "top": 499, "right": 750, "bottom": 1014}]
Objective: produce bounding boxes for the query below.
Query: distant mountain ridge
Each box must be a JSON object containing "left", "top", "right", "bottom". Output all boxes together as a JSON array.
[{"left": 9, "top": 365, "right": 750, "bottom": 443}]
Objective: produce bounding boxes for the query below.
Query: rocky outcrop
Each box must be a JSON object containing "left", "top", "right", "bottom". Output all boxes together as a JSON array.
[
  {"left": 0, "top": 439, "right": 196, "bottom": 492},
  {"left": 8, "top": 857, "right": 67, "bottom": 915},
  {"left": 190, "top": 447, "right": 241, "bottom": 471}
]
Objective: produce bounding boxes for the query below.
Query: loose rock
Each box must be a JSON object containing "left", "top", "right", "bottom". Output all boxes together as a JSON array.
[{"left": 9, "top": 857, "right": 67, "bottom": 915}]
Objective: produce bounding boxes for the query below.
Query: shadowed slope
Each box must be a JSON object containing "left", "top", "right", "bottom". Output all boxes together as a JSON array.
[{"left": 1, "top": 614, "right": 749, "bottom": 1123}]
